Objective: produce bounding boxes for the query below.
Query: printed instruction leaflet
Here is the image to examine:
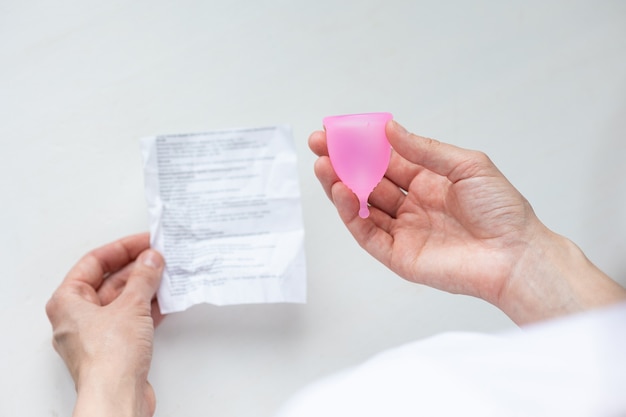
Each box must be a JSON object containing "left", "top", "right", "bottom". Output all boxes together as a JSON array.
[{"left": 141, "top": 126, "right": 306, "bottom": 314}]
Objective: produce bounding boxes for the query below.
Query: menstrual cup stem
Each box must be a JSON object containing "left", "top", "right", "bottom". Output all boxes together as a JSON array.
[{"left": 358, "top": 200, "right": 370, "bottom": 218}]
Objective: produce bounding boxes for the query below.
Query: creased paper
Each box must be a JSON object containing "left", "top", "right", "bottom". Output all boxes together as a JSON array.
[{"left": 140, "top": 126, "right": 306, "bottom": 314}]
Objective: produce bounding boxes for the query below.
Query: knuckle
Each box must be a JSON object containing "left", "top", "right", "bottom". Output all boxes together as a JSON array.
[
  {"left": 470, "top": 150, "right": 492, "bottom": 166},
  {"left": 422, "top": 135, "right": 441, "bottom": 148},
  {"left": 454, "top": 150, "right": 494, "bottom": 179},
  {"left": 45, "top": 291, "right": 62, "bottom": 321}
]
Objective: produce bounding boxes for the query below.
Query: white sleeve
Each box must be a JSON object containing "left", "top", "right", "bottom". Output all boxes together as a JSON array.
[{"left": 275, "top": 302, "right": 626, "bottom": 417}]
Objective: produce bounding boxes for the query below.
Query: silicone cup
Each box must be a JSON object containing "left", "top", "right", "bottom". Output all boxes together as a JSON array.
[{"left": 323, "top": 112, "right": 393, "bottom": 218}]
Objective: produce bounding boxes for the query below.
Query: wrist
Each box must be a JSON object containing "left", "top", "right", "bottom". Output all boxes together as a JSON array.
[
  {"left": 73, "top": 366, "right": 145, "bottom": 417},
  {"left": 498, "top": 225, "right": 626, "bottom": 325}
]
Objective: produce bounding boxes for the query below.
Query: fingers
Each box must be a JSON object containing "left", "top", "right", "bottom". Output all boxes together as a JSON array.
[
  {"left": 367, "top": 176, "right": 407, "bottom": 218},
  {"left": 310, "top": 127, "right": 415, "bottom": 219},
  {"left": 48, "top": 234, "right": 152, "bottom": 324},
  {"left": 151, "top": 298, "right": 166, "bottom": 327},
  {"left": 313, "top": 156, "right": 339, "bottom": 201},
  {"left": 63, "top": 233, "right": 151, "bottom": 290},
  {"left": 310, "top": 127, "right": 408, "bottom": 220},
  {"left": 311, "top": 146, "right": 396, "bottom": 264},
  {"left": 96, "top": 248, "right": 165, "bottom": 322},
  {"left": 310, "top": 130, "right": 338, "bottom": 203},
  {"left": 330, "top": 181, "right": 394, "bottom": 265},
  {"left": 384, "top": 148, "right": 425, "bottom": 191},
  {"left": 96, "top": 263, "right": 134, "bottom": 306},
  {"left": 386, "top": 120, "right": 497, "bottom": 183},
  {"left": 117, "top": 249, "right": 164, "bottom": 309},
  {"left": 308, "top": 130, "right": 328, "bottom": 157}
]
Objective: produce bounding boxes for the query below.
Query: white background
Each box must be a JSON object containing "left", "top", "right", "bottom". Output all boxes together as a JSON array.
[{"left": 1, "top": 1, "right": 625, "bottom": 416}]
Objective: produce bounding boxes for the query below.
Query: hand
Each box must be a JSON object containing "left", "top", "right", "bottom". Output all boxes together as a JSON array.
[
  {"left": 46, "top": 233, "right": 164, "bottom": 417},
  {"left": 310, "top": 120, "right": 626, "bottom": 324}
]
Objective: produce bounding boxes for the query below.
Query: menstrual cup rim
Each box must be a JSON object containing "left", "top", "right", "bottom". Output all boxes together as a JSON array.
[{"left": 323, "top": 112, "right": 393, "bottom": 126}]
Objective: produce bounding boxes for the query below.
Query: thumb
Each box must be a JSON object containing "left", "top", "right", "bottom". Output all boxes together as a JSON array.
[
  {"left": 118, "top": 249, "right": 164, "bottom": 307},
  {"left": 386, "top": 120, "right": 495, "bottom": 183}
]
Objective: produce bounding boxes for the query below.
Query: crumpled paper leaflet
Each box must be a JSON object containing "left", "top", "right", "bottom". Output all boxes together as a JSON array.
[{"left": 140, "top": 125, "right": 306, "bottom": 314}]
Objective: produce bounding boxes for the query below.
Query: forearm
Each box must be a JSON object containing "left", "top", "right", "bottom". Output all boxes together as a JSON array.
[{"left": 498, "top": 225, "right": 626, "bottom": 325}]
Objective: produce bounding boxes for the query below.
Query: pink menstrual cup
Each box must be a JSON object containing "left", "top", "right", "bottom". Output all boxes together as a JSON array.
[{"left": 323, "top": 112, "right": 393, "bottom": 218}]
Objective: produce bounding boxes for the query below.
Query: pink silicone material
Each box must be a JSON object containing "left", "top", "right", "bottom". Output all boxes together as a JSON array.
[{"left": 323, "top": 112, "right": 393, "bottom": 218}]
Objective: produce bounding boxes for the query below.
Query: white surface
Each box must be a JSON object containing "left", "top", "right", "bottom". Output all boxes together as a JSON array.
[{"left": 1, "top": 1, "right": 625, "bottom": 416}]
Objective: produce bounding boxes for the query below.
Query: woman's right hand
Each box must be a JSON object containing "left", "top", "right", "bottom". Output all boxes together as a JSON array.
[{"left": 310, "top": 120, "right": 626, "bottom": 324}]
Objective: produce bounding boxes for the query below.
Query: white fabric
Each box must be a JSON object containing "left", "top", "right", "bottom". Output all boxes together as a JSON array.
[{"left": 276, "top": 303, "right": 626, "bottom": 417}]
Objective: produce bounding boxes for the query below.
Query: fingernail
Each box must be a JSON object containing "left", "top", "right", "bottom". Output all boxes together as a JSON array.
[
  {"left": 141, "top": 250, "right": 163, "bottom": 269},
  {"left": 391, "top": 120, "right": 408, "bottom": 134}
]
